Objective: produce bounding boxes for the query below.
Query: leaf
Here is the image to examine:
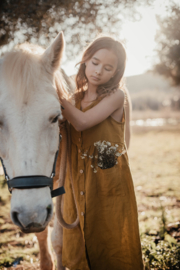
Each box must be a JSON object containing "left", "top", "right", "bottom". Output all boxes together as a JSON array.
[{"left": 164, "top": 233, "right": 177, "bottom": 245}]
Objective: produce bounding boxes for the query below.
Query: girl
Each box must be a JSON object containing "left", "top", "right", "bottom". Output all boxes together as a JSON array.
[{"left": 60, "top": 36, "right": 143, "bottom": 270}]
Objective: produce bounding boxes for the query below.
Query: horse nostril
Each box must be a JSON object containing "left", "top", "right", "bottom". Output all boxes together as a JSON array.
[
  {"left": 11, "top": 211, "right": 23, "bottom": 228},
  {"left": 46, "top": 204, "right": 52, "bottom": 221},
  {"left": 46, "top": 204, "right": 52, "bottom": 212}
]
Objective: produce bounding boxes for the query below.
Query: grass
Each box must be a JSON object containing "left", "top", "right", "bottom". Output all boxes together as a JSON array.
[
  {"left": 129, "top": 128, "right": 180, "bottom": 269},
  {"left": 0, "top": 183, "right": 41, "bottom": 269},
  {"left": 129, "top": 129, "right": 180, "bottom": 232},
  {"left": 0, "top": 125, "right": 180, "bottom": 269}
]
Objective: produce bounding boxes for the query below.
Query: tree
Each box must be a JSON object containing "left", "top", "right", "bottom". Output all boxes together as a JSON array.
[
  {"left": 154, "top": 3, "right": 180, "bottom": 85},
  {"left": 0, "top": 0, "right": 153, "bottom": 59}
]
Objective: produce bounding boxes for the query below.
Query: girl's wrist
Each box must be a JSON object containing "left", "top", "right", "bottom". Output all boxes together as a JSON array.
[{"left": 60, "top": 96, "right": 66, "bottom": 109}]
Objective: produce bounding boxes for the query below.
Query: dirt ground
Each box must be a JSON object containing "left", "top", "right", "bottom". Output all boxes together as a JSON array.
[{"left": 0, "top": 123, "right": 180, "bottom": 269}]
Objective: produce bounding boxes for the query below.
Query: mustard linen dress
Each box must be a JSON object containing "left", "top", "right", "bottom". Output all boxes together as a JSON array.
[{"left": 62, "top": 99, "right": 144, "bottom": 270}]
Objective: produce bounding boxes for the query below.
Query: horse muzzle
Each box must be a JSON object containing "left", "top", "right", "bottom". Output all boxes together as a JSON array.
[{"left": 10, "top": 186, "right": 54, "bottom": 233}]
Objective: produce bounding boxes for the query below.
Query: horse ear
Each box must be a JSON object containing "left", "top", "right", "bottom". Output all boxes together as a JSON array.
[{"left": 42, "top": 31, "right": 65, "bottom": 73}]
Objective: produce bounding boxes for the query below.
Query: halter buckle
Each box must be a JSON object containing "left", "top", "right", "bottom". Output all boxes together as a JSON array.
[{"left": 51, "top": 172, "right": 55, "bottom": 178}]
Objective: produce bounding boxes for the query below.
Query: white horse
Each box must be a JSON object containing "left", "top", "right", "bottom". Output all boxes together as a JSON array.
[
  {"left": 0, "top": 32, "right": 70, "bottom": 270},
  {"left": 0, "top": 32, "right": 132, "bottom": 270}
]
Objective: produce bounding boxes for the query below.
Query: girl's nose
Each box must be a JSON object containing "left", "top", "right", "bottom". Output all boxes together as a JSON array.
[{"left": 96, "top": 67, "right": 102, "bottom": 75}]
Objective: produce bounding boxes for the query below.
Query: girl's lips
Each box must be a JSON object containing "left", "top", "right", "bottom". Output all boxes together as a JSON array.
[{"left": 91, "top": 76, "right": 100, "bottom": 81}]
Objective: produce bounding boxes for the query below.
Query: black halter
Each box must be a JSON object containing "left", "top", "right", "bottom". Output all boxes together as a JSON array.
[{"left": 0, "top": 134, "right": 65, "bottom": 198}]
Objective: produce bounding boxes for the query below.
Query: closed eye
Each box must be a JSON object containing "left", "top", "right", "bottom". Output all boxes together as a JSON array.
[{"left": 92, "top": 61, "right": 112, "bottom": 71}]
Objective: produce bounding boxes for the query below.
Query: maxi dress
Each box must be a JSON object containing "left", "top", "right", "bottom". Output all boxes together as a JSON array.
[{"left": 62, "top": 99, "right": 144, "bottom": 270}]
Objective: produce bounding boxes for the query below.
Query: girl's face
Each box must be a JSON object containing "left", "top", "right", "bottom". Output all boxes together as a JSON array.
[{"left": 85, "top": 49, "right": 118, "bottom": 87}]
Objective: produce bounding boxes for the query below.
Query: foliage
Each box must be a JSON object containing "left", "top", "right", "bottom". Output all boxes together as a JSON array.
[
  {"left": 142, "top": 234, "right": 180, "bottom": 269},
  {"left": 159, "top": 204, "right": 167, "bottom": 239},
  {"left": 154, "top": 3, "right": 180, "bottom": 86},
  {"left": 0, "top": 175, "right": 6, "bottom": 188},
  {"left": 0, "top": 0, "right": 153, "bottom": 58},
  {"left": 141, "top": 205, "right": 180, "bottom": 269}
]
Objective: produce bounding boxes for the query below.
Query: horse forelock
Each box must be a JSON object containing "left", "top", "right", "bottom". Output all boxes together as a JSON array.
[
  {"left": 2, "top": 43, "right": 45, "bottom": 104},
  {"left": 2, "top": 42, "right": 69, "bottom": 105}
]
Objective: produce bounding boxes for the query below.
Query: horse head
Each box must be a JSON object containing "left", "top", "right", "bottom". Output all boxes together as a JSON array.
[{"left": 0, "top": 32, "right": 67, "bottom": 233}]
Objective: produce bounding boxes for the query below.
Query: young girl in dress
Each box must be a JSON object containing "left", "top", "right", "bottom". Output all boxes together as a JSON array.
[{"left": 60, "top": 36, "right": 144, "bottom": 270}]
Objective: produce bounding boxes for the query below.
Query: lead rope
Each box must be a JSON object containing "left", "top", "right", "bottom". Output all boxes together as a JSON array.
[
  {"left": 0, "top": 157, "right": 10, "bottom": 181},
  {"left": 56, "top": 121, "right": 79, "bottom": 229}
]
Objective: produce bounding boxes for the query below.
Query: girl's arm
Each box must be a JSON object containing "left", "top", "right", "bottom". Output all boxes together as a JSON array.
[{"left": 60, "top": 89, "right": 124, "bottom": 131}]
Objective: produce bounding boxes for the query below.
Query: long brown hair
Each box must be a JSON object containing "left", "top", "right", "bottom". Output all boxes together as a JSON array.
[{"left": 75, "top": 35, "right": 127, "bottom": 102}]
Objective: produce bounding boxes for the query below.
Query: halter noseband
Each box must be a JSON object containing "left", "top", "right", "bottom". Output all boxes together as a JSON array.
[{"left": 0, "top": 134, "right": 65, "bottom": 198}]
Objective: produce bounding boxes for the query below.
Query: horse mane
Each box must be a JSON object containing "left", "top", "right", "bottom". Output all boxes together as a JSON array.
[{"left": 2, "top": 43, "right": 69, "bottom": 103}]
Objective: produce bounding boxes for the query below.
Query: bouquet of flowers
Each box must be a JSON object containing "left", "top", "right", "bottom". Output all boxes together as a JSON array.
[{"left": 94, "top": 140, "right": 126, "bottom": 170}]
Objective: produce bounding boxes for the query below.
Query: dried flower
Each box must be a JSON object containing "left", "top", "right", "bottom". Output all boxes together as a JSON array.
[
  {"left": 94, "top": 141, "right": 101, "bottom": 147},
  {"left": 98, "top": 163, "right": 103, "bottom": 167},
  {"left": 122, "top": 149, "right": 126, "bottom": 154},
  {"left": 99, "top": 147, "right": 105, "bottom": 154},
  {"left": 110, "top": 146, "right": 116, "bottom": 151}
]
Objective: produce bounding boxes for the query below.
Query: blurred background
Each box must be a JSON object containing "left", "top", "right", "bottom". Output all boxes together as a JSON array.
[
  {"left": 0, "top": 0, "right": 180, "bottom": 269},
  {"left": 1, "top": 0, "right": 180, "bottom": 125}
]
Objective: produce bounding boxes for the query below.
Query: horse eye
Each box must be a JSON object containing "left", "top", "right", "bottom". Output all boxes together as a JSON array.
[{"left": 51, "top": 114, "right": 60, "bottom": 124}]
